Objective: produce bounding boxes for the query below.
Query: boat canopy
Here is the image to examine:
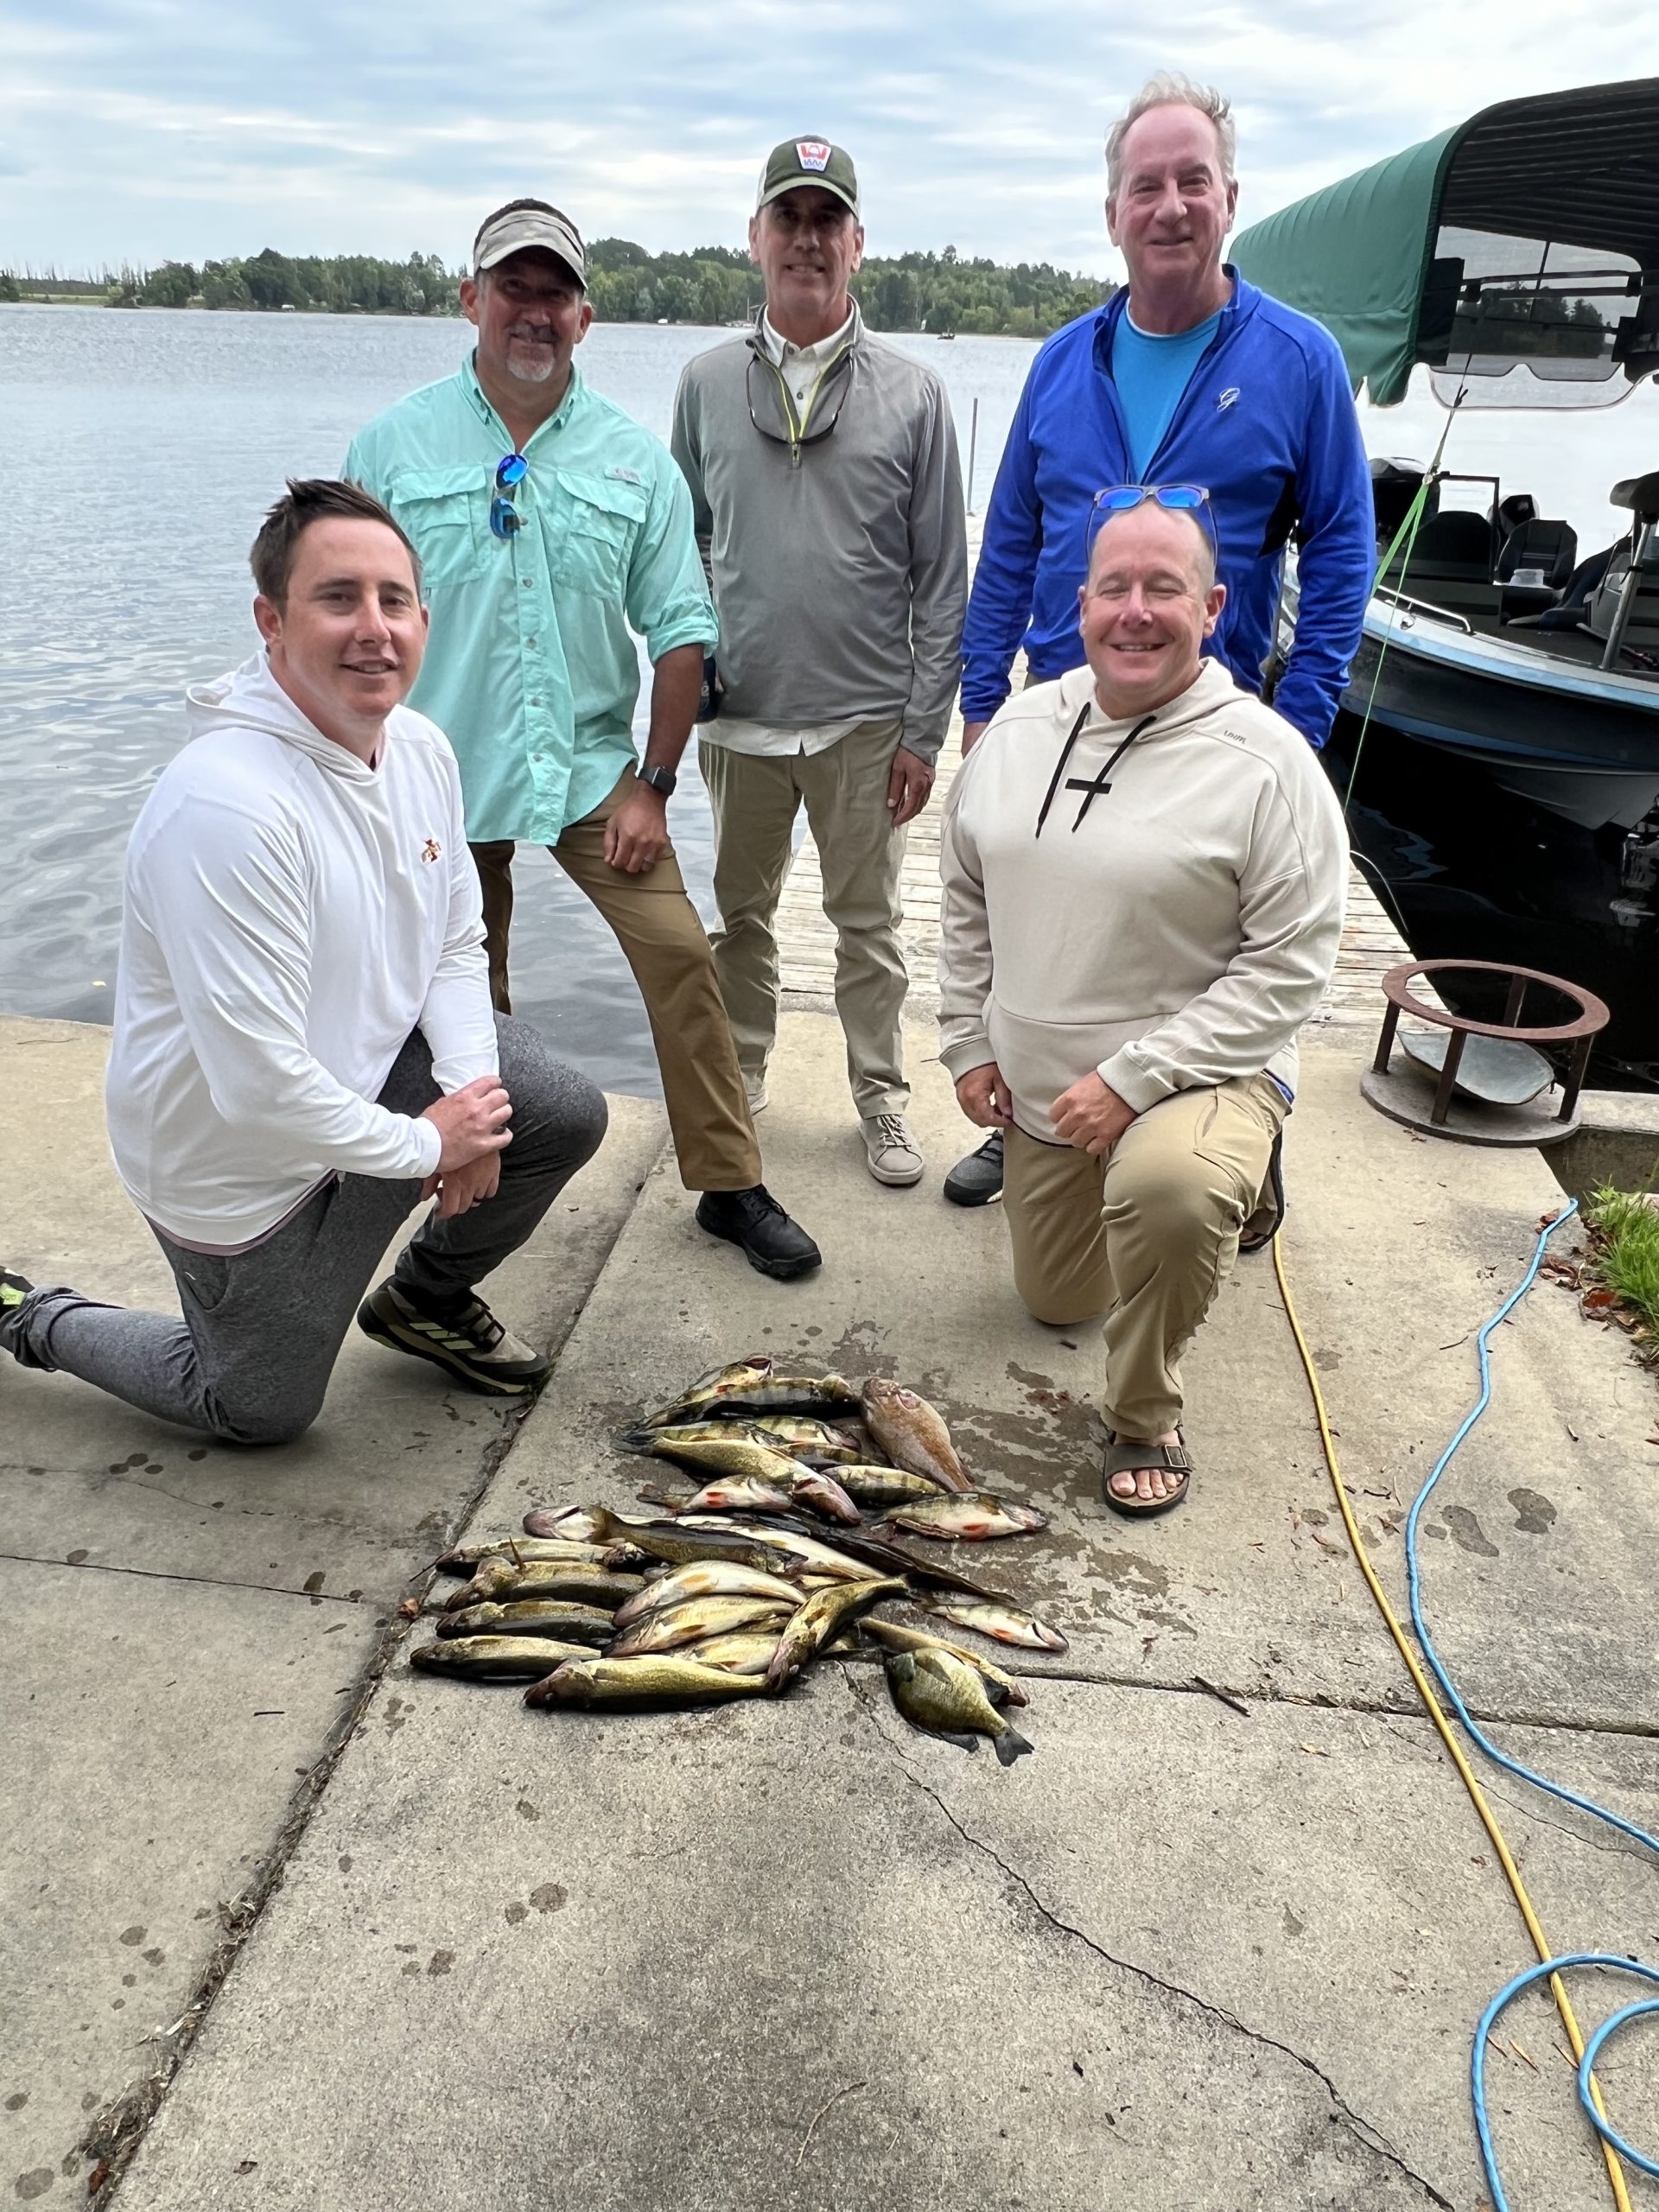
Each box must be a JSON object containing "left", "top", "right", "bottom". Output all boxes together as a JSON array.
[{"left": 1232, "top": 79, "right": 1659, "bottom": 406}]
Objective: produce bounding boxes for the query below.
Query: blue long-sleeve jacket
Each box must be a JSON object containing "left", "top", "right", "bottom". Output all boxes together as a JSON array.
[{"left": 960, "top": 271, "right": 1373, "bottom": 747}]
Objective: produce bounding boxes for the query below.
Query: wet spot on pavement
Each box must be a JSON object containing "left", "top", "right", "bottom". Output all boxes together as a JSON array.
[
  {"left": 1509, "top": 1487, "right": 1557, "bottom": 1535},
  {"left": 530, "top": 1883, "right": 567, "bottom": 1914},
  {"left": 1443, "top": 1507, "right": 1498, "bottom": 1558}
]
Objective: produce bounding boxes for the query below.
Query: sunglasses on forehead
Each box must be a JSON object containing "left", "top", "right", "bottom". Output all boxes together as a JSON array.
[{"left": 1088, "top": 482, "right": 1218, "bottom": 553}]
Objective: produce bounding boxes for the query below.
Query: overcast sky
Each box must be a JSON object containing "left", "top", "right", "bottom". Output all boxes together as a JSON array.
[{"left": 3, "top": 0, "right": 1652, "bottom": 277}]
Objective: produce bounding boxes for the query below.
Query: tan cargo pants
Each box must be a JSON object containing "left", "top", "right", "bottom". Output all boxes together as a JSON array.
[
  {"left": 1003, "top": 1074, "right": 1287, "bottom": 1438},
  {"left": 699, "top": 718, "right": 910, "bottom": 1118},
  {"left": 469, "top": 771, "right": 761, "bottom": 1194}
]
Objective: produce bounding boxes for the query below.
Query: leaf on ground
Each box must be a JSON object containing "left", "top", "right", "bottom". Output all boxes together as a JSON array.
[
  {"left": 1299, "top": 1742, "right": 1331, "bottom": 1758},
  {"left": 1580, "top": 1288, "right": 1619, "bottom": 1314}
]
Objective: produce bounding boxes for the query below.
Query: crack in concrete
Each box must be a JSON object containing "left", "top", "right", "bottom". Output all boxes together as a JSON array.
[
  {"left": 0, "top": 1549, "right": 378, "bottom": 1609},
  {"left": 842, "top": 1665, "right": 1455, "bottom": 2210}
]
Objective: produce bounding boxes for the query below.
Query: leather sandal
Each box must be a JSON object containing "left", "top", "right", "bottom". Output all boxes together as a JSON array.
[{"left": 1101, "top": 1431, "right": 1192, "bottom": 1519}]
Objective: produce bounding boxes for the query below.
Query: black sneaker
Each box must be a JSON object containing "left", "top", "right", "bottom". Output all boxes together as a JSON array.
[
  {"left": 356, "top": 1279, "right": 551, "bottom": 1397},
  {"left": 943, "top": 1131, "right": 1005, "bottom": 1208},
  {"left": 0, "top": 1268, "right": 35, "bottom": 1355},
  {"left": 696, "top": 1185, "right": 822, "bottom": 1281}
]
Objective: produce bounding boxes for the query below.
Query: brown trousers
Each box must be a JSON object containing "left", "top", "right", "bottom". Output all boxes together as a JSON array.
[
  {"left": 470, "top": 772, "right": 760, "bottom": 1193},
  {"left": 1003, "top": 1075, "right": 1287, "bottom": 1438}
]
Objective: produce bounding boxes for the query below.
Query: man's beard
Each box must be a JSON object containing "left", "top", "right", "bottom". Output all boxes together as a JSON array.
[{"left": 505, "top": 338, "right": 559, "bottom": 385}]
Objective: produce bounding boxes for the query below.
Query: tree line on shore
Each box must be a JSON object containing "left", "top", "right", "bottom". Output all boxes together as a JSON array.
[{"left": 2, "top": 240, "right": 1112, "bottom": 337}]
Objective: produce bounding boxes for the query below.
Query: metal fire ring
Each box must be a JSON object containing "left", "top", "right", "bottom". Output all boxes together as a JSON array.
[{"left": 1363, "top": 958, "right": 1611, "bottom": 1145}]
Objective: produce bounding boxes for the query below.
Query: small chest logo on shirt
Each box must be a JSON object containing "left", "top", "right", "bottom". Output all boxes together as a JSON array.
[
  {"left": 796, "top": 140, "right": 831, "bottom": 172},
  {"left": 421, "top": 838, "right": 442, "bottom": 863},
  {"left": 1216, "top": 386, "right": 1240, "bottom": 412}
]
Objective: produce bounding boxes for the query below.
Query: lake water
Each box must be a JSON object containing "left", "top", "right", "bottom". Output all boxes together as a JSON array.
[{"left": 3, "top": 305, "right": 1655, "bottom": 1093}]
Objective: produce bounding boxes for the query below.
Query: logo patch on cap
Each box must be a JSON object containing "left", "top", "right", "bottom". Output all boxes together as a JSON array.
[{"left": 796, "top": 140, "right": 831, "bottom": 173}]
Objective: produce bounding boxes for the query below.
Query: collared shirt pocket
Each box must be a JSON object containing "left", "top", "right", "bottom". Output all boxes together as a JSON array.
[
  {"left": 553, "top": 468, "right": 648, "bottom": 599},
  {"left": 387, "top": 465, "right": 486, "bottom": 588}
]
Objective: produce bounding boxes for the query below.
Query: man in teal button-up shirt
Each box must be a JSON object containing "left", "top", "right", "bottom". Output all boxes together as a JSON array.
[{"left": 348, "top": 199, "right": 820, "bottom": 1281}]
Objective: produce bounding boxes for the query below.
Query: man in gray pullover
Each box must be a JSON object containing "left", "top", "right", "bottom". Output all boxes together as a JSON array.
[{"left": 671, "top": 138, "right": 968, "bottom": 1187}]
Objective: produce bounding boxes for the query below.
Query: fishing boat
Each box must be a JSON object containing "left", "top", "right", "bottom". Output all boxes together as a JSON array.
[{"left": 1232, "top": 78, "right": 1659, "bottom": 1078}]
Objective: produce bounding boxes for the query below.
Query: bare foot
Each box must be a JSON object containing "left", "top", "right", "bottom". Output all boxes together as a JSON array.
[{"left": 1107, "top": 1430, "right": 1184, "bottom": 1505}]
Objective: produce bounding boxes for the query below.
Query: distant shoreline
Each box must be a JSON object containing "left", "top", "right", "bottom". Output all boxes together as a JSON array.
[{"left": 0, "top": 297, "right": 1052, "bottom": 340}]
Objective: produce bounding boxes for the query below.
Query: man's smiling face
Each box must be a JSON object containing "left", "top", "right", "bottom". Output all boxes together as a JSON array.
[
  {"left": 1078, "top": 503, "right": 1224, "bottom": 716},
  {"left": 255, "top": 516, "right": 428, "bottom": 745},
  {"left": 1106, "top": 102, "right": 1236, "bottom": 293},
  {"left": 748, "top": 187, "right": 864, "bottom": 333},
  {"left": 461, "top": 248, "right": 592, "bottom": 390}
]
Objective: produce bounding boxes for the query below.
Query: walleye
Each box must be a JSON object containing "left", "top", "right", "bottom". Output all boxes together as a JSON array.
[
  {"left": 884, "top": 1648, "right": 1033, "bottom": 1764},
  {"left": 680, "top": 1630, "right": 782, "bottom": 1676},
  {"left": 524, "top": 1656, "right": 768, "bottom": 1707},
  {"left": 873, "top": 1493, "right": 1048, "bottom": 1542},
  {"left": 925, "top": 1599, "right": 1068, "bottom": 1653},
  {"left": 412, "top": 1635, "right": 594, "bottom": 1680},
  {"left": 675, "top": 1514, "right": 876, "bottom": 1583},
  {"left": 765, "top": 1575, "right": 908, "bottom": 1691},
  {"left": 436, "top": 1600, "right": 617, "bottom": 1645},
  {"left": 436, "top": 1535, "right": 636, "bottom": 1574},
  {"left": 651, "top": 1462, "right": 861, "bottom": 1527},
  {"left": 639, "top": 1357, "right": 861, "bottom": 1430},
  {"left": 857, "top": 1616, "right": 1030, "bottom": 1706},
  {"left": 611, "top": 1562, "right": 804, "bottom": 1629},
  {"left": 444, "top": 1561, "right": 645, "bottom": 1611},
  {"left": 707, "top": 1512, "right": 1020, "bottom": 1605},
  {"left": 607, "top": 1594, "right": 795, "bottom": 1658},
  {"left": 861, "top": 1377, "right": 971, "bottom": 1493},
  {"left": 521, "top": 1506, "right": 608, "bottom": 1542},
  {"left": 625, "top": 1416, "right": 865, "bottom": 1469},
  {"left": 833, "top": 1465, "right": 946, "bottom": 1508},
  {"left": 588, "top": 1508, "right": 798, "bottom": 1577}
]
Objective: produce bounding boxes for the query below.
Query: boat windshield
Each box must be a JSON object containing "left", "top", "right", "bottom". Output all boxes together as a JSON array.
[{"left": 1427, "top": 226, "right": 1647, "bottom": 408}]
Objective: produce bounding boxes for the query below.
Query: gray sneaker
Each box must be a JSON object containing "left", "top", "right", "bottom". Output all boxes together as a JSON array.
[
  {"left": 861, "top": 1113, "right": 924, "bottom": 1188},
  {"left": 943, "top": 1130, "right": 1005, "bottom": 1207}
]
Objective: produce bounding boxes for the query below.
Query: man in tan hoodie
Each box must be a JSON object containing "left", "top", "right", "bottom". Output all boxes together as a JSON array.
[{"left": 938, "top": 491, "right": 1348, "bottom": 1517}]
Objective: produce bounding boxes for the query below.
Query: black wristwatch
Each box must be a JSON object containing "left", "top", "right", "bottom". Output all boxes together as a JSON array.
[{"left": 638, "top": 763, "right": 677, "bottom": 797}]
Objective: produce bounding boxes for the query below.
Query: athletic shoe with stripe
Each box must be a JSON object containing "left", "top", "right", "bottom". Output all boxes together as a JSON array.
[{"left": 356, "top": 1278, "right": 550, "bottom": 1397}]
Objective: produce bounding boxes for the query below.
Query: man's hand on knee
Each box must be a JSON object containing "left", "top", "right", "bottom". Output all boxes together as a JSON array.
[
  {"left": 955, "top": 1062, "right": 1014, "bottom": 1129},
  {"left": 422, "top": 1074, "right": 513, "bottom": 1172},
  {"left": 422, "top": 1152, "right": 502, "bottom": 1219},
  {"left": 1051, "top": 1071, "right": 1136, "bottom": 1156}
]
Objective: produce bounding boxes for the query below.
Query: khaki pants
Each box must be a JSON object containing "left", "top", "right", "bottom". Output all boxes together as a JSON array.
[
  {"left": 1004, "top": 1075, "right": 1287, "bottom": 1438},
  {"left": 700, "top": 719, "right": 909, "bottom": 1118},
  {"left": 470, "top": 772, "right": 761, "bottom": 1194}
]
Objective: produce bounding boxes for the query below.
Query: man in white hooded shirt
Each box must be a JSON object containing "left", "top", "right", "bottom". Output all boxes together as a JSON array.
[
  {"left": 938, "top": 489, "right": 1347, "bottom": 1517},
  {"left": 0, "top": 480, "right": 607, "bottom": 1444}
]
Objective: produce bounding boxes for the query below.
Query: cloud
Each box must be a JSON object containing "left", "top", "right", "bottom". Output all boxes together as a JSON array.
[{"left": 0, "top": 0, "right": 1654, "bottom": 276}]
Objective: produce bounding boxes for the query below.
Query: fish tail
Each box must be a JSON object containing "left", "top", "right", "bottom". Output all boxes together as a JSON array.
[{"left": 993, "top": 1723, "right": 1033, "bottom": 1766}]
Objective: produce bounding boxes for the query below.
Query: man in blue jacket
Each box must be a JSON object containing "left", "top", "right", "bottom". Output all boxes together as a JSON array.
[{"left": 945, "top": 68, "right": 1371, "bottom": 1210}]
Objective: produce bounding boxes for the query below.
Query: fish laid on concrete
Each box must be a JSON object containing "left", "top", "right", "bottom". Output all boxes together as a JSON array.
[
  {"left": 884, "top": 1649, "right": 1033, "bottom": 1764},
  {"left": 412, "top": 1636, "right": 596, "bottom": 1680},
  {"left": 668, "top": 1474, "right": 796, "bottom": 1516},
  {"left": 857, "top": 1617, "right": 1029, "bottom": 1705},
  {"left": 861, "top": 1377, "right": 971, "bottom": 1493},
  {"left": 745, "top": 1416, "right": 868, "bottom": 1466},
  {"left": 611, "top": 1562, "right": 804, "bottom": 1629},
  {"left": 436, "top": 1535, "right": 632, "bottom": 1574},
  {"left": 607, "top": 1594, "right": 795, "bottom": 1658},
  {"left": 521, "top": 1506, "right": 608, "bottom": 1542},
  {"left": 640, "top": 1358, "right": 861, "bottom": 1430},
  {"left": 588, "top": 1509, "right": 798, "bottom": 1577},
  {"left": 680, "top": 1630, "right": 782, "bottom": 1675},
  {"left": 435, "top": 1600, "right": 617, "bottom": 1645},
  {"left": 873, "top": 1494, "right": 1048, "bottom": 1542},
  {"left": 675, "top": 1515, "right": 876, "bottom": 1583},
  {"left": 833, "top": 1465, "right": 947, "bottom": 1508},
  {"left": 444, "top": 1560, "right": 645, "bottom": 1611},
  {"left": 765, "top": 1576, "right": 908, "bottom": 1691},
  {"left": 626, "top": 1416, "right": 865, "bottom": 1470},
  {"left": 925, "top": 1599, "right": 1068, "bottom": 1653},
  {"left": 524, "top": 1656, "right": 768, "bottom": 1707}
]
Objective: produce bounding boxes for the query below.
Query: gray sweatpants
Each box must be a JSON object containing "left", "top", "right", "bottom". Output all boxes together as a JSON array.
[{"left": 3, "top": 1015, "right": 607, "bottom": 1445}]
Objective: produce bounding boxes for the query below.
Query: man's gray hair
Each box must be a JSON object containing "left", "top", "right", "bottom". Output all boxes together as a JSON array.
[{"left": 1105, "top": 71, "right": 1236, "bottom": 199}]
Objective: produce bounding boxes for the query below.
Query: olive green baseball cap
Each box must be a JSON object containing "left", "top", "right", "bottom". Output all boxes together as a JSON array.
[{"left": 755, "top": 137, "right": 861, "bottom": 216}]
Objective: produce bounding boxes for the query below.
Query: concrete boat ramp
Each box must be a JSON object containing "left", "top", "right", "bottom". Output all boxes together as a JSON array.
[{"left": 5, "top": 999, "right": 1659, "bottom": 2211}]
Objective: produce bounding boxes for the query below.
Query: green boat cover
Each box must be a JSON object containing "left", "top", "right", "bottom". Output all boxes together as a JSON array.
[{"left": 1231, "top": 78, "right": 1659, "bottom": 405}]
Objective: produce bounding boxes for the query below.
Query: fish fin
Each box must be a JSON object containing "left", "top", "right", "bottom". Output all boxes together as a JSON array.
[
  {"left": 938, "top": 1729, "right": 981, "bottom": 1754},
  {"left": 994, "top": 1724, "right": 1034, "bottom": 1767}
]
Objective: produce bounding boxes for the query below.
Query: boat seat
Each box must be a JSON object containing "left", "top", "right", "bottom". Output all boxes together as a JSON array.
[
  {"left": 1379, "top": 508, "right": 1501, "bottom": 618},
  {"left": 1610, "top": 471, "right": 1659, "bottom": 525},
  {"left": 1497, "top": 518, "right": 1578, "bottom": 621},
  {"left": 1584, "top": 538, "right": 1659, "bottom": 662}
]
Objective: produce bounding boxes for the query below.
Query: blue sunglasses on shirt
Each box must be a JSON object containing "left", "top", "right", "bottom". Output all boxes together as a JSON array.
[{"left": 490, "top": 451, "right": 529, "bottom": 540}]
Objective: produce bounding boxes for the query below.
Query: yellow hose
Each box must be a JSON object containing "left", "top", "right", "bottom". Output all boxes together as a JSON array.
[{"left": 1270, "top": 1231, "right": 1630, "bottom": 2211}]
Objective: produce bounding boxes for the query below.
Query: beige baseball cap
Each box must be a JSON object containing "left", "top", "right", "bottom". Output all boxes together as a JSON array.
[{"left": 472, "top": 200, "right": 587, "bottom": 284}]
